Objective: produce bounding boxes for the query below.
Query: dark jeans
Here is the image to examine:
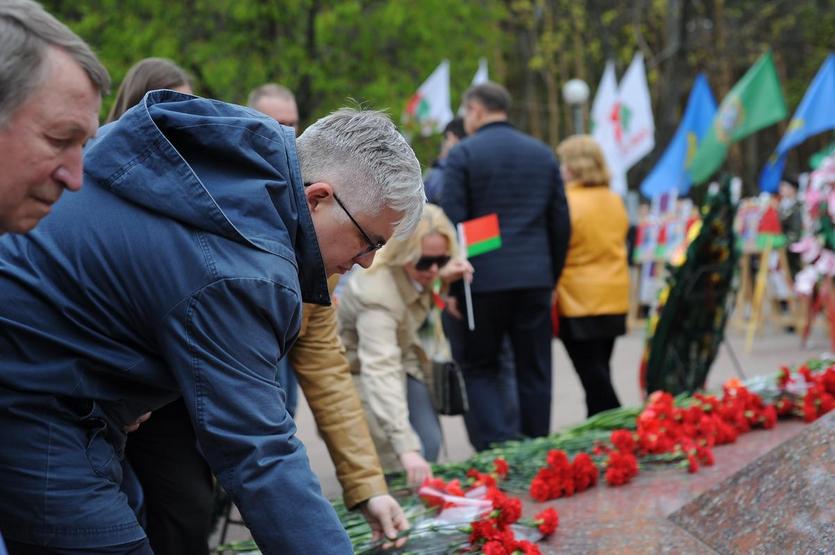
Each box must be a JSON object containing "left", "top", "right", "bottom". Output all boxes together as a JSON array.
[
  {"left": 561, "top": 336, "right": 621, "bottom": 417},
  {"left": 446, "top": 288, "right": 553, "bottom": 451},
  {"left": 406, "top": 375, "right": 442, "bottom": 462},
  {"left": 5, "top": 538, "right": 153, "bottom": 555},
  {"left": 125, "top": 400, "right": 213, "bottom": 555}
]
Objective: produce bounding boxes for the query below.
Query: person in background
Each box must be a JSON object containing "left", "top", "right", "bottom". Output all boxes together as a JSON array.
[
  {"left": 778, "top": 176, "right": 803, "bottom": 279},
  {"left": 423, "top": 117, "right": 466, "bottom": 204},
  {"left": 106, "top": 57, "right": 192, "bottom": 123},
  {"left": 555, "top": 135, "right": 628, "bottom": 417},
  {"left": 249, "top": 83, "right": 299, "bottom": 132},
  {"left": 441, "top": 82, "right": 570, "bottom": 451},
  {"left": 0, "top": 0, "right": 109, "bottom": 235},
  {"left": 338, "top": 204, "right": 472, "bottom": 485}
]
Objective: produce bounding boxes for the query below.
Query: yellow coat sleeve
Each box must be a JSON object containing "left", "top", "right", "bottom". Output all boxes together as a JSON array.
[{"left": 290, "top": 298, "right": 388, "bottom": 509}]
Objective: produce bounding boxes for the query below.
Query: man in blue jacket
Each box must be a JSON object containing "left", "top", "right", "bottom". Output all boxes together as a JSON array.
[
  {"left": 0, "top": 90, "right": 424, "bottom": 554},
  {"left": 441, "top": 82, "right": 570, "bottom": 452}
]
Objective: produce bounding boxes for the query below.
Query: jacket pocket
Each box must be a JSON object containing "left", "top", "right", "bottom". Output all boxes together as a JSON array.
[{"left": 63, "top": 398, "right": 123, "bottom": 484}]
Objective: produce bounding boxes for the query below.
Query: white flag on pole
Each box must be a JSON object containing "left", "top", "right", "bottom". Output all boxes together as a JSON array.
[
  {"left": 472, "top": 58, "right": 489, "bottom": 85},
  {"left": 615, "top": 53, "right": 655, "bottom": 179},
  {"left": 591, "top": 54, "right": 655, "bottom": 195},
  {"left": 404, "top": 60, "right": 454, "bottom": 136},
  {"left": 591, "top": 61, "right": 623, "bottom": 191}
]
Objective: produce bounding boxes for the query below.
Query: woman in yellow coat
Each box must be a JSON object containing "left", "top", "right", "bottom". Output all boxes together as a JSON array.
[{"left": 555, "top": 135, "right": 629, "bottom": 417}]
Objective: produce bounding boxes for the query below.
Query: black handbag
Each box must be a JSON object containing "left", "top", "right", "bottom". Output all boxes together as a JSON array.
[
  {"left": 431, "top": 359, "right": 469, "bottom": 416},
  {"left": 424, "top": 309, "right": 469, "bottom": 416}
]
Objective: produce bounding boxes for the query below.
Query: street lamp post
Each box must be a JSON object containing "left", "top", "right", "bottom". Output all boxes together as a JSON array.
[{"left": 562, "top": 78, "right": 590, "bottom": 135}]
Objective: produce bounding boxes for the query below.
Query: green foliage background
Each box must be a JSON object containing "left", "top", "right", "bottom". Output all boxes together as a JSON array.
[{"left": 45, "top": 0, "right": 835, "bottom": 187}]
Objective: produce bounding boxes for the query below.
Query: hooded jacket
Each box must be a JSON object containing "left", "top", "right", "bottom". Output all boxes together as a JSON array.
[{"left": 0, "top": 90, "right": 350, "bottom": 553}]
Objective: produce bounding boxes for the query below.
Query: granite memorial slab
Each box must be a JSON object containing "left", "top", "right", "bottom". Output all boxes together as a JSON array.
[{"left": 669, "top": 411, "right": 834, "bottom": 554}]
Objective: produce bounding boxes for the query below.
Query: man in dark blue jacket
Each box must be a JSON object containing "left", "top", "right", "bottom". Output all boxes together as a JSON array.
[
  {"left": 0, "top": 91, "right": 424, "bottom": 554},
  {"left": 441, "top": 82, "right": 570, "bottom": 451}
]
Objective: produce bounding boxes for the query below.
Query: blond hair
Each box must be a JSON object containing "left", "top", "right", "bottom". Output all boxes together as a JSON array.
[
  {"left": 370, "top": 204, "right": 457, "bottom": 269},
  {"left": 556, "top": 135, "right": 611, "bottom": 187}
]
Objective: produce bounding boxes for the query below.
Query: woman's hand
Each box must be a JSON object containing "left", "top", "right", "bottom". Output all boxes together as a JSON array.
[
  {"left": 399, "top": 451, "right": 432, "bottom": 486},
  {"left": 439, "top": 258, "right": 474, "bottom": 285}
]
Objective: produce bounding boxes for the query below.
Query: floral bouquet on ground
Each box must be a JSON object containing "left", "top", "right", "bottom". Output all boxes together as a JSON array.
[
  {"left": 216, "top": 360, "right": 835, "bottom": 555},
  {"left": 352, "top": 468, "right": 557, "bottom": 555}
]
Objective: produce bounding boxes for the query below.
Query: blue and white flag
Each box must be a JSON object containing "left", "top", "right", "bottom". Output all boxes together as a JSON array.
[
  {"left": 640, "top": 73, "right": 716, "bottom": 197},
  {"left": 759, "top": 53, "right": 835, "bottom": 192}
]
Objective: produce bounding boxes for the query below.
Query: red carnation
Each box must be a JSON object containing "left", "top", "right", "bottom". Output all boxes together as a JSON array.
[
  {"left": 775, "top": 397, "right": 794, "bottom": 416},
  {"left": 445, "top": 478, "right": 465, "bottom": 497},
  {"left": 534, "top": 507, "right": 559, "bottom": 535},
  {"left": 823, "top": 367, "right": 835, "bottom": 395},
  {"left": 571, "top": 452, "right": 599, "bottom": 492},
  {"left": 610, "top": 429, "right": 637, "bottom": 453},
  {"left": 761, "top": 405, "right": 777, "bottom": 429},
  {"left": 494, "top": 457, "right": 509, "bottom": 479},
  {"left": 482, "top": 540, "right": 509, "bottom": 555},
  {"left": 821, "top": 393, "right": 835, "bottom": 415},
  {"left": 529, "top": 476, "right": 551, "bottom": 502},
  {"left": 470, "top": 519, "right": 497, "bottom": 544},
  {"left": 546, "top": 449, "right": 570, "bottom": 468},
  {"left": 496, "top": 496, "right": 522, "bottom": 526},
  {"left": 696, "top": 446, "right": 714, "bottom": 466},
  {"left": 419, "top": 477, "right": 447, "bottom": 507},
  {"left": 468, "top": 468, "right": 498, "bottom": 489},
  {"left": 777, "top": 366, "right": 793, "bottom": 389},
  {"left": 604, "top": 450, "right": 639, "bottom": 486},
  {"left": 686, "top": 452, "right": 699, "bottom": 473},
  {"left": 515, "top": 540, "right": 542, "bottom": 554}
]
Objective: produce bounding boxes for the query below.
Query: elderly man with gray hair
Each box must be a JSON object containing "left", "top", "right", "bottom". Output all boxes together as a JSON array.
[
  {"left": 0, "top": 0, "right": 109, "bottom": 234},
  {"left": 0, "top": 88, "right": 424, "bottom": 554}
]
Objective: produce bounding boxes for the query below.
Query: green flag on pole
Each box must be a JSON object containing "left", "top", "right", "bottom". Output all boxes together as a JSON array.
[{"left": 688, "top": 52, "right": 788, "bottom": 184}]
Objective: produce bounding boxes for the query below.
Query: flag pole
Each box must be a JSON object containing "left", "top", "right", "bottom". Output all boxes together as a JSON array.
[{"left": 457, "top": 223, "right": 476, "bottom": 331}]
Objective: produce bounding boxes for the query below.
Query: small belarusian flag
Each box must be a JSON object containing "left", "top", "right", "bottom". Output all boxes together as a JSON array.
[{"left": 459, "top": 213, "right": 501, "bottom": 257}]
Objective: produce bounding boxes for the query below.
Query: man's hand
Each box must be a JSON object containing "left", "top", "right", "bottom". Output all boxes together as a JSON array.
[
  {"left": 360, "top": 494, "right": 410, "bottom": 549},
  {"left": 123, "top": 412, "right": 151, "bottom": 433},
  {"left": 399, "top": 451, "right": 432, "bottom": 486}
]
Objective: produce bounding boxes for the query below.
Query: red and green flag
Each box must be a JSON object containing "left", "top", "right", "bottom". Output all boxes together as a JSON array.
[{"left": 458, "top": 213, "right": 502, "bottom": 257}]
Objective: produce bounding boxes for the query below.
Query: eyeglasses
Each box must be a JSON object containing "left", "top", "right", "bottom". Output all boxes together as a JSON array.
[
  {"left": 332, "top": 192, "right": 386, "bottom": 257},
  {"left": 415, "top": 255, "right": 451, "bottom": 271}
]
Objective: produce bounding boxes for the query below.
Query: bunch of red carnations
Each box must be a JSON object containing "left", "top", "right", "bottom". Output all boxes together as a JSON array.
[
  {"left": 420, "top": 465, "right": 560, "bottom": 554},
  {"left": 528, "top": 449, "right": 600, "bottom": 501},
  {"left": 777, "top": 364, "right": 835, "bottom": 421}
]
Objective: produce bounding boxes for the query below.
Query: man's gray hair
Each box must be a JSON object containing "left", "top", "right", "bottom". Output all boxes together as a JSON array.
[
  {"left": 248, "top": 83, "right": 295, "bottom": 109},
  {"left": 0, "top": 0, "right": 110, "bottom": 127},
  {"left": 296, "top": 108, "right": 425, "bottom": 238}
]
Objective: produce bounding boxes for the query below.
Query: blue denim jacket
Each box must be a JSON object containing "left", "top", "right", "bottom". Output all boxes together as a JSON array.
[{"left": 0, "top": 90, "right": 350, "bottom": 553}]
